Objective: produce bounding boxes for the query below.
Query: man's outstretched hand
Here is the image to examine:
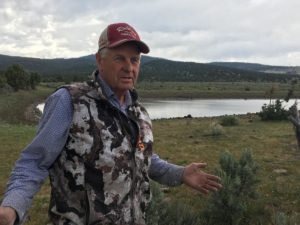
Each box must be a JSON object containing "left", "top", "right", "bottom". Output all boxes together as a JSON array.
[
  {"left": 182, "top": 163, "right": 222, "bottom": 194},
  {"left": 0, "top": 206, "right": 16, "bottom": 225}
]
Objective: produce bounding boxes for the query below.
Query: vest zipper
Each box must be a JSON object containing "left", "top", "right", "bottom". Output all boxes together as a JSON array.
[
  {"left": 115, "top": 109, "right": 140, "bottom": 224},
  {"left": 85, "top": 189, "right": 90, "bottom": 225}
]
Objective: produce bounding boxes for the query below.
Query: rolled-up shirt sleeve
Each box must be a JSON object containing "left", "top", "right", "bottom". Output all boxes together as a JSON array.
[
  {"left": 1, "top": 88, "right": 73, "bottom": 224},
  {"left": 148, "top": 153, "right": 185, "bottom": 187}
]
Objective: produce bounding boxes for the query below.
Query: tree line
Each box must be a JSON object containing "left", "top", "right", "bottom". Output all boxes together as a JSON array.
[
  {"left": 139, "top": 59, "right": 300, "bottom": 82},
  {"left": 0, "top": 64, "right": 41, "bottom": 91}
]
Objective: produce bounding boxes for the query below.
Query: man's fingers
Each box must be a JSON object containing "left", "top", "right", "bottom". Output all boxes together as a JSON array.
[
  {"left": 206, "top": 180, "right": 223, "bottom": 190},
  {"left": 206, "top": 174, "right": 222, "bottom": 189},
  {"left": 183, "top": 162, "right": 223, "bottom": 194},
  {"left": 196, "top": 175, "right": 222, "bottom": 193},
  {"left": 207, "top": 173, "right": 221, "bottom": 182},
  {"left": 193, "top": 163, "right": 207, "bottom": 169},
  {"left": 198, "top": 187, "right": 209, "bottom": 195},
  {"left": 203, "top": 184, "right": 218, "bottom": 192}
]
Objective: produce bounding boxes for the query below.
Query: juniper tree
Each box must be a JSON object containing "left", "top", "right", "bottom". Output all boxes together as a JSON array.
[{"left": 5, "top": 64, "right": 30, "bottom": 91}]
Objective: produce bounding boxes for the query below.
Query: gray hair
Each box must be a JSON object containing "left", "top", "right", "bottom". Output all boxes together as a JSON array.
[{"left": 98, "top": 48, "right": 109, "bottom": 59}]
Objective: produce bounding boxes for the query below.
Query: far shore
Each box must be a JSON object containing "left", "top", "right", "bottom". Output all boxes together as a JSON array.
[{"left": 1, "top": 81, "right": 299, "bottom": 124}]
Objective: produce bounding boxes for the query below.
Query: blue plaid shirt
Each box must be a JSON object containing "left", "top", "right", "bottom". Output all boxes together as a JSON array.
[{"left": 1, "top": 75, "right": 184, "bottom": 224}]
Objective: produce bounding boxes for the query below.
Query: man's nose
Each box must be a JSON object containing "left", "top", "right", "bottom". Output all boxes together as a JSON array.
[{"left": 123, "top": 60, "right": 133, "bottom": 72}]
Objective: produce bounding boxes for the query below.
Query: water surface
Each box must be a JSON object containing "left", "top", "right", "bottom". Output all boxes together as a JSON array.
[{"left": 38, "top": 99, "right": 295, "bottom": 119}]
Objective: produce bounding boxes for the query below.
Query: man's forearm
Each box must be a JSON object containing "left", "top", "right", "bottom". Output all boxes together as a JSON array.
[{"left": 149, "top": 154, "right": 185, "bottom": 186}]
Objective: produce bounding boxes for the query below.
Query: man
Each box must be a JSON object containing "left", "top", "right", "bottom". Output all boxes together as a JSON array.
[{"left": 0, "top": 22, "right": 222, "bottom": 225}]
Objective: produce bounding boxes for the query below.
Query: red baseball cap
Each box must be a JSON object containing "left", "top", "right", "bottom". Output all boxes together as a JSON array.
[{"left": 98, "top": 23, "right": 150, "bottom": 54}]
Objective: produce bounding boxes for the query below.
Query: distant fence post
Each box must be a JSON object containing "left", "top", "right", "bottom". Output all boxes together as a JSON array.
[{"left": 288, "top": 101, "right": 300, "bottom": 150}]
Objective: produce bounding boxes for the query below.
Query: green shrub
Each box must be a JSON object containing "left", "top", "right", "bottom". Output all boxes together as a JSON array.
[
  {"left": 220, "top": 115, "right": 239, "bottom": 126},
  {"left": 146, "top": 182, "right": 201, "bottom": 225},
  {"left": 29, "top": 72, "right": 41, "bottom": 89},
  {"left": 5, "top": 64, "right": 30, "bottom": 91},
  {"left": 258, "top": 99, "right": 288, "bottom": 121},
  {"left": 202, "top": 149, "right": 264, "bottom": 225},
  {"left": 146, "top": 182, "right": 167, "bottom": 225},
  {"left": 204, "top": 122, "right": 225, "bottom": 136},
  {"left": 4, "top": 64, "right": 41, "bottom": 91},
  {"left": 0, "top": 73, "right": 6, "bottom": 88},
  {"left": 272, "top": 212, "right": 300, "bottom": 225}
]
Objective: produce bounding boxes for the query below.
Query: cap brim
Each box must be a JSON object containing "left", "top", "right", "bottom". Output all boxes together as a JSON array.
[{"left": 108, "top": 39, "right": 150, "bottom": 54}]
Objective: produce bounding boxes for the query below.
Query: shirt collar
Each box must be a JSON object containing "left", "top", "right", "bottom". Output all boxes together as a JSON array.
[{"left": 94, "top": 70, "right": 133, "bottom": 110}]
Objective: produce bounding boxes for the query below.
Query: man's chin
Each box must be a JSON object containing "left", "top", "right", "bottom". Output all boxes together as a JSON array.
[
  {"left": 121, "top": 83, "right": 134, "bottom": 90},
  {"left": 115, "top": 85, "right": 133, "bottom": 93}
]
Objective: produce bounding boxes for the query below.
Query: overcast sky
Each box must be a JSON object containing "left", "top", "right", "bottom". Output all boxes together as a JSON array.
[{"left": 1, "top": 0, "right": 300, "bottom": 66}]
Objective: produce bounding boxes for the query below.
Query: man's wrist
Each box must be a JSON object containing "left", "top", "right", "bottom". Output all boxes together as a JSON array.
[
  {"left": 1, "top": 193, "right": 29, "bottom": 224},
  {"left": 0, "top": 206, "right": 17, "bottom": 225}
]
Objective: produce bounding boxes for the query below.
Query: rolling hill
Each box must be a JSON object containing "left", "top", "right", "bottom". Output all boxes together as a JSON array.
[
  {"left": 0, "top": 54, "right": 299, "bottom": 82},
  {"left": 210, "top": 62, "right": 300, "bottom": 75}
]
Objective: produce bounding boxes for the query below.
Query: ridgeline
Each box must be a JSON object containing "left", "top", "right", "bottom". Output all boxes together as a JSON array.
[{"left": 0, "top": 54, "right": 299, "bottom": 83}]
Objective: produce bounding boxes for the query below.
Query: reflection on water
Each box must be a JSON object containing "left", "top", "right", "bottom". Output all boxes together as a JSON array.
[{"left": 37, "top": 99, "right": 296, "bottom": 119}]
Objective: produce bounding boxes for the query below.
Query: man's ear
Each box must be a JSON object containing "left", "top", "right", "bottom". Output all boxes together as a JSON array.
[
  {"left": 95, "top": 52, "right": 103, "bottom": 71},
  {"left": 95, "top": 52, "right": 101, "bottom": 66}
]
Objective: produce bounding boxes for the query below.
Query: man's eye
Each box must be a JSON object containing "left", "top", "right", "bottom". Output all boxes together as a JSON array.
[
  {"left": 114, "top": 58, "right": 121, "bottom": 61},
  {"left": 114, "top": 56, "right": 123, "bottom": 62},
  {"left": 131, "top": 58, "right": 140, "bottom": 64}
]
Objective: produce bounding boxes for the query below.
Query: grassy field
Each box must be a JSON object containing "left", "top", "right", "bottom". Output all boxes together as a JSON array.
[
  {"left": 0, "top": 86, "right": 53, "bottom": 124},
  {"left": 0, "top": 81, "right": 300, "bottom": 224},
  {"left": 1, "top": 116, "right": 300, "bottom": 224},
  {"left": 136, "top": 81, "right": 300, "bottom": 99},
  {"left": 152, "top": 117, "right": 300, "bottom": 217}
]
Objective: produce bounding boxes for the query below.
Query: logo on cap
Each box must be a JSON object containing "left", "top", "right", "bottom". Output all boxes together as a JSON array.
[{"left": 116, "top": 26, "right": 139, "bottom": 39}]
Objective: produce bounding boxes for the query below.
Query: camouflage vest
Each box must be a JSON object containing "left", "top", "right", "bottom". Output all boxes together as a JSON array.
[{"left": 48, "top": 80, "right": 153, "bottom": 225}]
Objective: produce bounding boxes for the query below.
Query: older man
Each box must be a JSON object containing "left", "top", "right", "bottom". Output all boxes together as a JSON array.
[{"left": 0, "top": 23, "right": 222, "bottom": 225}]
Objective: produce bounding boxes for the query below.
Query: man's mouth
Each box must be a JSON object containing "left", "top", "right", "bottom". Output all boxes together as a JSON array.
[{"left": 121, "top": 76, "right": 133, "bottom": 81}]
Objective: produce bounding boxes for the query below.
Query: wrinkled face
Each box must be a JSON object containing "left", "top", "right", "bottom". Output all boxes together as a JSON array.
[{"left": 96, "top": 42, "right": 141, "bottom": 100}]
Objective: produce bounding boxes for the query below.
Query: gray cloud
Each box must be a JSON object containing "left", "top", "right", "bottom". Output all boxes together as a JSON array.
[{"left": 0, "top": 0, "right": 299, "bottom": 65}]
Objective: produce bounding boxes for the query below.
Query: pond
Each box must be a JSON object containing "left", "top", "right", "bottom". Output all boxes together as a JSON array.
[
  {"left": 37, "top": 99, "right": 296, "bottom": 119},
  {"left": 142, "top": 99, "right": 295, "bottom": 119}
]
